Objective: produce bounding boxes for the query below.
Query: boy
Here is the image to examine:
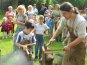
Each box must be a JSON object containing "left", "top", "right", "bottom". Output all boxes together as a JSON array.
[{"left": 16, "top": 21, "right": 36, "bottom": 59}]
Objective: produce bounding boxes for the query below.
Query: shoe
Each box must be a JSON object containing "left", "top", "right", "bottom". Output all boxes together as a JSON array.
[{"left": 34, "top": 56, "right": 38, "bottom": 61}]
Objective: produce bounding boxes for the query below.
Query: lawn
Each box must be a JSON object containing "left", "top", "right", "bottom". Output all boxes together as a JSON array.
[{"left": 0, "top": 12, "right": 87, "bottom": 65}]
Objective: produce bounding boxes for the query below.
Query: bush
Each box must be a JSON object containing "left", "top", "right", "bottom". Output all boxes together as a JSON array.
[{"left": 0, "top": 10, "right": 5, "bottom": 22}]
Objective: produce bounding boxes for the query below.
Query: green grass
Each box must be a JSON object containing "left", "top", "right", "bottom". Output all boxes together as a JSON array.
[
  {"left": 0, "top": 37, "right": 13, "bottom": 56},
  {"left": 0, "top": 10, "right": 5, "bottom": 22}
]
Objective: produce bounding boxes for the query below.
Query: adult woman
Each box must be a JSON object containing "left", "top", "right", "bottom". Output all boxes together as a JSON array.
[
  {"left": 13, "top": 5, "right": 28, "bottom": 51},
  {"left": 5, "top": 6, "right": 15, "bottom": 35},
  {"left": 48, "top": 2, "right": 87, "bottom": 65},
  {"left": 15, "top": 5, "right": 28, "bottom": 33},
  {"left": 5, "top": 6, "right": 14, "bottom": 18}
]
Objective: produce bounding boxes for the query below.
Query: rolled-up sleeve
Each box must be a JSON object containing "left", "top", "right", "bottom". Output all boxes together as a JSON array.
[{"left": 76, "top": 22, "right": 87, "bottom": 38}]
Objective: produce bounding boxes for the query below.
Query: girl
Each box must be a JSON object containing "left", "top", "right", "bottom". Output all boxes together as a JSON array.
[
  {"left": 0, "top": 17, "right": 9, "bottom": 39},
  {"left": 26, "top": 5, "right": 34, "bottom": 20}
]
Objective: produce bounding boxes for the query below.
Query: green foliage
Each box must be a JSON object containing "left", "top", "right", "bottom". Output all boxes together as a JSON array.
[
  {"left": 59, "top": 0, "right": 87, "bottom": 9},
  {"left": 0, "top": 10, "right": 4, "bottom": 22}
]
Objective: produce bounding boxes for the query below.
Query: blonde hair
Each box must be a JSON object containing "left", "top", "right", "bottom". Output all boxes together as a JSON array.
[
  {"left": 28, "top": 5, "right": 33, "bottom": 11},
  {"left": 48, "top": 5, "right": 53, "bottom": 9},
  {"left": 39, "top": 15, "right": 44, "bottom": 21},
  {"left": 16, "top": 5, "right": 26, "bottom": 14},
  {"left": 8, "top": 6, "right": 13, "bottom": 9},
  {"left": 55, "top": 4, "right": 60, "bottom": 10}
]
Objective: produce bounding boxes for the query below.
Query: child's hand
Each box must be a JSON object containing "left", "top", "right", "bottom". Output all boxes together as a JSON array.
[{"left": 22, "top": 45, "right": 28, "bottom": 51}]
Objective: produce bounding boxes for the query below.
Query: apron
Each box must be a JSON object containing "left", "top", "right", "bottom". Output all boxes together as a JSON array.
[{"left": 62, "top": 23, "right": 86, "bottom": 65}]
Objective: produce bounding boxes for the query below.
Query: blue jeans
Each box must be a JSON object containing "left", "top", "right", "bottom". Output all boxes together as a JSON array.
[{"left": 35, "top": 34, "right": 44, "bottom": 59}]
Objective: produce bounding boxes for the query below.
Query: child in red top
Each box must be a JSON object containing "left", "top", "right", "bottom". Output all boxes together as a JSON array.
[{"left": 0, "top": 17, "right": 9, "bottom": 39}]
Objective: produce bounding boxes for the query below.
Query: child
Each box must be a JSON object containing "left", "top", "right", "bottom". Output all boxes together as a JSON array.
[
  {"left": 16, "top": 21, "right": 36, "bottom": 58},
  {"left": 7, "top": 16, "right": 14, "bottom": 36},
  {"left": 0, "top": 17, "right": 9, "bottom": 39},
  {"left": 32, "top": 14, "right": 37, "bottom": 24},
  {"left": 34, "top": 15, "right": 49, "bottom": 60},
  {"left": 26, "top": 5, "right": 35, "bottom": 20},
  {"left": 47, "top": 15, "right": 55, "bottom": 38}
]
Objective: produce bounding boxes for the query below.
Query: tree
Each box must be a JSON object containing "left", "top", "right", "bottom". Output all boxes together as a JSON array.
[{"left": 11, "top": 0, "right": 18, "bottom": 9}]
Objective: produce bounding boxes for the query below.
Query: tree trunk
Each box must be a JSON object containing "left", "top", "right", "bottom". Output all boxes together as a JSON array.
[{"left": 11, "top": 0, "right": 18, "bottom": 9}]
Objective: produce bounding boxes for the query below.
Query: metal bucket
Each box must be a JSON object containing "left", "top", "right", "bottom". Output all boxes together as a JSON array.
[{"left": 54, "top": 54, "right": 63, "bottom": 65}]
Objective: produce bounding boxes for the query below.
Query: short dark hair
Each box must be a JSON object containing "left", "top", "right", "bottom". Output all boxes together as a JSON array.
[
  {"left": 51, "top": 15, "right": 55, "bottom": 19},
  {"left": 42, "top": 3, "right": 45, "bottom": 6},
  {"left": 25, "top": 21, "right": 34, "bottom": 29}
]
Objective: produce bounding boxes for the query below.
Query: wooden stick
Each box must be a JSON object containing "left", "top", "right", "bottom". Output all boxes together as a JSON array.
[
  {"left": 46, "top": 42, "right": 51, "bottom": 47},
  {"left": 46, "top": 48, "right": 63, "bottom": 51},
  {"left": 25, "top": 48, "right": 30, "bottom": 55}
]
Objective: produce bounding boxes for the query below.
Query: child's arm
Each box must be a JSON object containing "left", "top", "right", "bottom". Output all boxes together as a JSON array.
[
  {"left": 44, "top": 24, "right": 49, "bottom": 31},
  {"left": 15, "top": 34, "right": 28, "bottom": 50},
  {"left": 16, "top": 42, "right": 28, "bottom": 51},
  {"left": 13, "top": 19, "right": 25, "bottom": 25},
  {"left": 26, "top": 43, "right": 36, "bottom": 46},
  {"left": 13, "top": 15, "right": 28, "bottom": 25},
  {"left": 16, "top": 42, "right": 25, "bottom": 48}
]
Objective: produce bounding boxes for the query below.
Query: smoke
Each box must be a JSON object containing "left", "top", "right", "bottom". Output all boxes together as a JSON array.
[{"left": 0, "top": 49, "right": 33, "bottom": 65}]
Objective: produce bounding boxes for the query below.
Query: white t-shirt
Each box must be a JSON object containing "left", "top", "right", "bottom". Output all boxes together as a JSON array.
[
  {"left": 16, "top": 31, "right": 36, "bottom": 44},
  {"left": 35, "top": 23, "right": 49, "bottom": 35}
]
